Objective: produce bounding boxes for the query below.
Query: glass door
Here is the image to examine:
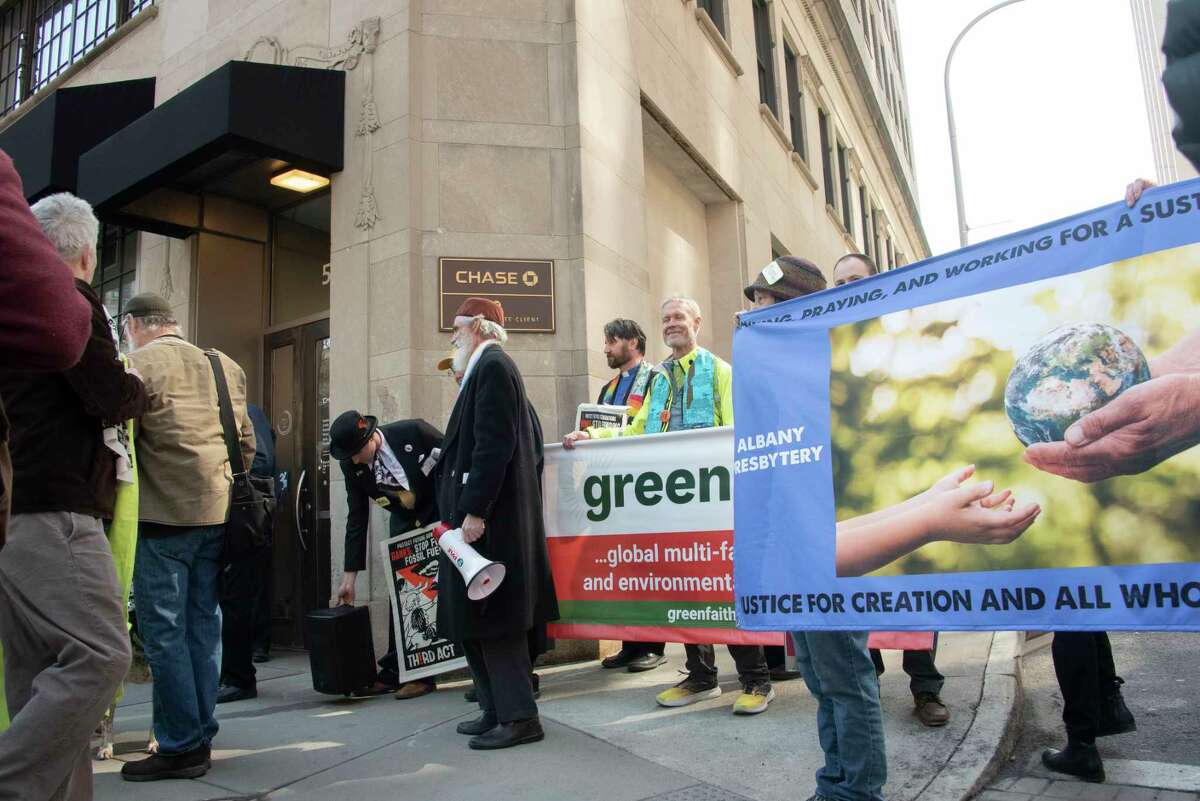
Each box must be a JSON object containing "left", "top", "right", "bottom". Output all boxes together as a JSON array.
[{"left": 263, "top": 318, "right": 330, "bottom": 648}]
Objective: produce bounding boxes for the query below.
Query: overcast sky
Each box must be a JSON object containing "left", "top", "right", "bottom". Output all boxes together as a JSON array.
[{"left": 896, "top": 0, "right": 1159, "bottom": 258}]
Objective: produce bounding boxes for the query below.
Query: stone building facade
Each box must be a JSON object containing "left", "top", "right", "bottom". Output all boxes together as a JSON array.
[{"left": 0, "top": 0, "right": 926, "bottom": 654}]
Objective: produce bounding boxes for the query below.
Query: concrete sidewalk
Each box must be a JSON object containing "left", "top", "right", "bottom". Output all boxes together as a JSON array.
[
  {"left": 93, "top": 632, "right": 1019, "bottom": 801},
  {"left": 980, "top": 632, "right": 1200, "bottom": 801}
]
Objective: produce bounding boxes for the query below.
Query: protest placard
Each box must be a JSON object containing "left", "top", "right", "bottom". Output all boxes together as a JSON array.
[
  {"left": 379, "top": 524, "right": 467, "bottom": 681},
  {"left": 575, "top": 403, "right": 629, "bottom": 433}
]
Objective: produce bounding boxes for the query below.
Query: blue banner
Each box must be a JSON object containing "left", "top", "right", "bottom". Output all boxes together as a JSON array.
[{"left": 733, "top": 180, "right": 1200, "bottom": 631}]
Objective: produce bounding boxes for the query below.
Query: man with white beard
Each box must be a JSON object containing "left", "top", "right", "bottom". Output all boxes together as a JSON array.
[{"left": 437, "top": 297, "right": 558, "bottom": 750}]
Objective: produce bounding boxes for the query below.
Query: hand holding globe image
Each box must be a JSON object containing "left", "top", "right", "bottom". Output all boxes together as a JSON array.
[
  {"left": 1004, "top": 323, "right": 1151, "bottom": 447},
  {"left": 830, "top": 242, "right": 1200, "bottom": 576}
]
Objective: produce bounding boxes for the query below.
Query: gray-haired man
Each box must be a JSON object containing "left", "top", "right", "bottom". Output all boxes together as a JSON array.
[
  {"left": 119, "top": 293, "right": 256, "bottom": 782},
  {"left": 0, "top": 192, "right": 145, "bottom": 801}
]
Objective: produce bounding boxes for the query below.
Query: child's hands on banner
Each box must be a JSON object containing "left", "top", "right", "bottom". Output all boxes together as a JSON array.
[
  {"left": 926, "top": 481, "right": 1041, "bottom": 545},
  {"left": 835, "top": 467, "right": 1039, "bottom": 576}
]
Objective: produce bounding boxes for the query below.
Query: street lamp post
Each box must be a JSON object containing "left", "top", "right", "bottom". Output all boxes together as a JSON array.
[{"left": 944, "top": 0, "right": 1028, "bottom": 248}]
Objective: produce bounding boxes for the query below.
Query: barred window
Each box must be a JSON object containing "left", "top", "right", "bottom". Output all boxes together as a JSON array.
[
  {"left": 1, "top": 0, "right": 154, "bottom": 119},
  {"left": 92, "top": 223, "right": 138, "bottom": 319}
]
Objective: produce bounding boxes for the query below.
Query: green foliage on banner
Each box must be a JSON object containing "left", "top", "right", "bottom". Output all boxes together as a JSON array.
[{"left": 831, "top": 244, "right": 1200, "bottom": 575}]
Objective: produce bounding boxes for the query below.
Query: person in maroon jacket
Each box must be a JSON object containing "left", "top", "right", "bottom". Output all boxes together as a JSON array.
[
  {"left": 0, "top": 150, "right": 91, "bottom": 552},
  {"left": 0, "top": 187, "right": 145, "bottom": 800}
]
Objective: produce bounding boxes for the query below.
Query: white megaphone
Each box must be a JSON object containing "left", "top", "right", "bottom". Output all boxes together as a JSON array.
[{"left": 433, "top": 523, "right": 506, "bottom": 601}]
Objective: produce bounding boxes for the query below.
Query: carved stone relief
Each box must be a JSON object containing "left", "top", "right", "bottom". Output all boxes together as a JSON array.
[
  {"left": 799, "top": 53, "right": 823, "bottom": 95},
  {"left": 244, "top": 17, "right": 382, "bottom": 231}
]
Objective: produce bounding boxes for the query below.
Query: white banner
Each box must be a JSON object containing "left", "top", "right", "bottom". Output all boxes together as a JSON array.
[{"left": 543, "top": 427, "right": 779, "bottom": 645}]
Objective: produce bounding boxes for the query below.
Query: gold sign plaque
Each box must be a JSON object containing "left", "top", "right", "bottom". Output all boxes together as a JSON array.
[{"left": 438, "top": 258, "right": 555, "bottom": 333}]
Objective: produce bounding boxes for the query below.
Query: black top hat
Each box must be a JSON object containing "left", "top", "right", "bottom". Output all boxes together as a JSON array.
[{"left": 329, "top": 410, "right": 378, "bottom": 461}]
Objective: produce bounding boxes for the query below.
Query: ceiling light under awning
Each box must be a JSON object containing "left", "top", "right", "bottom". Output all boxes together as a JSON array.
[{"left": 271, "top": 168, "right": 329, "bottom": 193}]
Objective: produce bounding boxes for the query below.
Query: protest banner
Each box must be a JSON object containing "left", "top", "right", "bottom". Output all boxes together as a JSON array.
[
  {"left": 733, "top": 180, "right": 1200, "bottom": 632},
  {"left": 544, "top": 428, "right": 781, "bottom": 646},
  {"left": 379, "top": 524, "right": 466, "bottom": 681}
]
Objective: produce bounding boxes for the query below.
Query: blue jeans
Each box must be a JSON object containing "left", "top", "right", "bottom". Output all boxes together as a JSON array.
[
  {"left": 791, "top": 631, "right": 887, "bottom": 801},
  {"left": 134, "top": 524, "right": 225, "bottom": 754}
]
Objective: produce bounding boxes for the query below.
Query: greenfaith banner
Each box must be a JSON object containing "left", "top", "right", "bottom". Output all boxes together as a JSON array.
[{"left": 543, "top": 427, "right": 781, "bottom": 646}]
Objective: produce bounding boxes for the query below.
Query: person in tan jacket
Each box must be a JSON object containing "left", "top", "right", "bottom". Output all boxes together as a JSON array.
[{"left": 118, "top": 293, "right": 255, "bottom": 783}]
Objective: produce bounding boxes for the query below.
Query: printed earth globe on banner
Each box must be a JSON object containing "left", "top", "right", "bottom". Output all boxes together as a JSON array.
[{"left": 1004, "top": 322, "right": 1151, "bottom": 446}]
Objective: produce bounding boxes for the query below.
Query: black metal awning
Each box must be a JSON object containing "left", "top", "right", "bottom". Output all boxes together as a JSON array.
[
  {"left": 0, "top": 78, "right": 156, "bottom": 201},
  {"left": 76, "top": 61, "right": 344, "bottom": 232}
]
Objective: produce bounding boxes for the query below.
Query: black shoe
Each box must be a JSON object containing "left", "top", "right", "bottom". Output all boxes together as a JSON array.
[
  {"left": 1097, "top": 677, "right": 1137, "bottom": 737},
  {"left": 468, "top": 717, "right": 545, "bottom": 750},
  {"left": 121, "top": 746, "right": 210, "bottom": 782},
  {"left": 1042, "top": 742, "right": 1105, "bottom": 783},
  {"left": 252, "top": 649, "right": 270, "bottom": 663},
  {"left": 464, "top": 686, "right": 478, "bottom": 703},
  {"left": 456, "top": 712, "right": 498, "bottom": 735},
  {"left": 354, "top": 680, "right": 400, "bottom": 698},
  {"left": 532, "top": 672, "right": 541, "bottom": 699},
  {"left": 601, "top": 648, "right": 638, "bottom": 669},
  {"left": 627, "top": 652, "right": 668, "bottom": 673},
  {"left": 216, "top": 684, "right": 257, "bottom": 704},
  {"left": 768, "top": 666, "right": 803, "bottom": 682}
]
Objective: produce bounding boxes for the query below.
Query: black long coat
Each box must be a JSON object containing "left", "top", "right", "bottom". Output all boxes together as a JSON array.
[
  {"left": 435, "top": 344, "right": 559, "bottom": 642},
  {"left": 339, "top": 419, "right": 443, "bottom": 572}
]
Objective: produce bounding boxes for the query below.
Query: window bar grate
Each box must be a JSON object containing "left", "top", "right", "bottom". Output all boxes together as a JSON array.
[{"left": 0, "top": 0, "right": 152, "bottom": 119}]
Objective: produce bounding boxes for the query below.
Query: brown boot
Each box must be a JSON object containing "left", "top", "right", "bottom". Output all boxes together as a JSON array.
[
  {"left": 394, "top": 679, "right": 436, "bottom": 700},
  {"left": 914, "top": 692, "right": 950, "bottom": 727}
]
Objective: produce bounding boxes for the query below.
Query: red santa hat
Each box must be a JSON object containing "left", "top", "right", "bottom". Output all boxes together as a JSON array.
[{"left": 453, "top": 297, "right": 505, "bottom": 328}]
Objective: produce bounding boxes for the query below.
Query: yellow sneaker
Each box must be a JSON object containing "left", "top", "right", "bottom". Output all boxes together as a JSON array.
[
  {"left": 655, "top": 678, "right": 722, "bottom": 707},
  {"left": 732, "top": 683, "right": 775, "bottom": 715}
]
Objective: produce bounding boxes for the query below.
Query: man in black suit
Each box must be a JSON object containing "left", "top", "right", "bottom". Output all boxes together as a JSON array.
[
  {"left": 330, "top": 410, "right": 444, "bottom": 700},
  {"left": 438, "top": 297, "right": 559, "bottom": 750}
]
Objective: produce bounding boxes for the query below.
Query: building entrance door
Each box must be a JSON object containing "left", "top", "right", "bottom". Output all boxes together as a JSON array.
[{"left": 264, "top": 319, "right": 331, "bottom": 647}]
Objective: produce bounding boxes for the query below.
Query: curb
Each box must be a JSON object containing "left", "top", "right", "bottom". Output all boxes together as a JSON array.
[{"left": 913, "top": 631, "right": 1025, "bottom": 801}]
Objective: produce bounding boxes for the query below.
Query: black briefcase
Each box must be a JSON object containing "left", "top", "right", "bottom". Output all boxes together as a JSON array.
[{"left": 304, "top": 605, "right": 378, "bottom": 696}]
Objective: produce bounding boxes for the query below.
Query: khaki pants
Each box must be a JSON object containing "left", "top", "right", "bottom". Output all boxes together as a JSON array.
[{"left": 0, "top": 512, "right": 131, "bottom": 801}]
